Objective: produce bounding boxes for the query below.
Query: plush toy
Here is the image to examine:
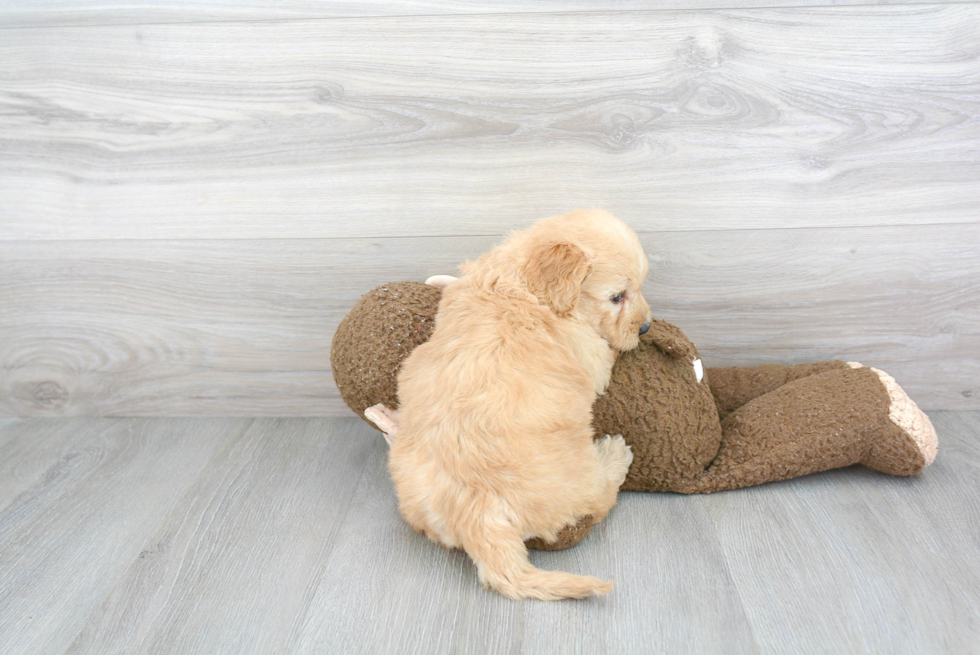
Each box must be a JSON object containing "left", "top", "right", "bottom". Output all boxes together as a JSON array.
[{"left": 331, "top": 280, "right": 938, "bottom": 550}]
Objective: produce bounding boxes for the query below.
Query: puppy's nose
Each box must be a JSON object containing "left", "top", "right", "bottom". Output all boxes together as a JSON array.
[{"left": 639, "top": 321, "right": 650, "bottom": 335}]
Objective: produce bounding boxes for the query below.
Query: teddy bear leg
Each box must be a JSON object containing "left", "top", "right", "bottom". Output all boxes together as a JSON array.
[
  {"left": 705, "top": 361, "right": 851, "bottom": 420},
  {"left": 686, "top": 366, "right": 935, "bottom": 494},
  {"left": 846, "top": 363, "right": 938, "bottom": 473},
  {"left": 527, "top": 434, "right": 632, "bottom": 551},
  {"left": 524, "top": 515, "right": 595, "bottom": 551}
]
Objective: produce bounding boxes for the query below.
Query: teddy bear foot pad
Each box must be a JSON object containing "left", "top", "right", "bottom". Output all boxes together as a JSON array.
[{"left": 848, "top": 362, "right": 938, "bottom": 467}]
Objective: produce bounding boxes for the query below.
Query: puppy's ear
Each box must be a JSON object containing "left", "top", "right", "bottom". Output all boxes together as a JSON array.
[{"left": 525, "top": 241, "right": 591, "bottom": 316}]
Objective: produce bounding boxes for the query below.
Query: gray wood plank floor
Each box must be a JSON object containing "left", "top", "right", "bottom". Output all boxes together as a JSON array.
[{"left": 1, "top": 413, "right": 977, "bottom": 654}]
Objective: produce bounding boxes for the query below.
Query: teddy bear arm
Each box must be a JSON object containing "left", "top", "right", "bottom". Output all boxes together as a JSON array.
[{"left": 706, "top": 360, "right": 851, "bottom": 420}]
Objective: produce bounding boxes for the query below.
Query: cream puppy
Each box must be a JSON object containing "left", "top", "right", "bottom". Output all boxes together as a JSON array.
[{"left": 388, "top": 209, "right": 652, "bottom": 600}]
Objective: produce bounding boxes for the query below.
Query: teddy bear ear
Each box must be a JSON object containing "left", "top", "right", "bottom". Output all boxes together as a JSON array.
[
  {"left": 524, "top": 240, "right": 592, "bottom": 316},
  {"left": 642, "top": 318, "right": 699, "bottom": 360}
]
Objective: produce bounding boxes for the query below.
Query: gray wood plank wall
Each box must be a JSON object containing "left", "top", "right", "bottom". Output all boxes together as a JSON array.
[
  {"left": 2, "top": 3, "right": 978, "bottom": 416},
  {"left": 0, "top": 0, "right": 961, "bottom": 29}
]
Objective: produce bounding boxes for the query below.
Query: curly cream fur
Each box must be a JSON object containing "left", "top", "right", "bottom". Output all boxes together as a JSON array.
[{"left": 389, "top": 209, "right": 651, "bottom": 600}]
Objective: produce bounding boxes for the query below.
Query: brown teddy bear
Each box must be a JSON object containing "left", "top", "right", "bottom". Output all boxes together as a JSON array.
[{"left": 331, "top": 280, "right": 938, "bottom": 550}]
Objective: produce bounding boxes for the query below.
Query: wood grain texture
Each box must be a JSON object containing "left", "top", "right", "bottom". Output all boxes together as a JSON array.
[
  {"left": 701, "top": 413, "right": 980, "bottom": 654},
  {"left": 0, "top": 418, "right": 100, "bottom": 513},
  {"left": 1, "top": 5, "right": 978, "bottom": 240},
  {"left": 649, "top": 224, "right": 980, "bottom": 411},
  {"left": 0, "top": 418, "right": 235, "bottom": 655},
  {"left": 65, "top": 418, "right": 373, "bottom": 654},
  {"left": 2, "top": 223, "right": 976, "bottom": 417},
  {"left": 290, "top": 430, "right": 527, "bottom": 654},
  {"left": 1, "top": 415, "right": 977, "bottom": 653},
  {"left": 525, "top": 493, "right": 758, "bottom": 654},
  {"left": 0, "top": 0, "right": 953, "bottom": 29}
]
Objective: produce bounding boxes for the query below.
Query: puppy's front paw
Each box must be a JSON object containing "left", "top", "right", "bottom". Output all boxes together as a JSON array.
[{"left": 596, "top": 434, "right": 633, "bottom": 483}]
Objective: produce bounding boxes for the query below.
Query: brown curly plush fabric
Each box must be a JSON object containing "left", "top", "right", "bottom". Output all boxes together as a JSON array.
[
  {"left": 523, "top": 515, "right": 594, "bottom": 551},
  {"left": 592, "top": 321, "right": 722, "bottom": 493},
  {"left": 688, "top": 366, "right": 926, "bottom": 493},
  {"left": 331, "top": 282, "right": 597, "bottom": 550},
  {"left": 331, "top": 282, "right": 932, "bottom": 549},
  {"left": 707, "top": 361, "right": 850, "bottom": 420},
  {"left": 330, "top": 282, "right": 439, "bottom": 426}
]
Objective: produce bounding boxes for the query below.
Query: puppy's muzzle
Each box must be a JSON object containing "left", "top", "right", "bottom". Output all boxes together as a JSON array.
[{"left": 639, "top": 321, "right": 650, "bottom": 335}]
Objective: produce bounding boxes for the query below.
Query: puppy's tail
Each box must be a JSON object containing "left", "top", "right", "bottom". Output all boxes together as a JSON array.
[{"left": 463, "top": 512, "right": 613, "bottom": 601}]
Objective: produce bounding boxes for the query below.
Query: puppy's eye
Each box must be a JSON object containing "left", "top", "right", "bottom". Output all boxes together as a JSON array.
[{"left": 611, "top": 292, "right": 625, "bottom": 304}]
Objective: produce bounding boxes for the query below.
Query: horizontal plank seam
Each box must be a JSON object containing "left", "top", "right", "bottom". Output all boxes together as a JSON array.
[
  {"left": 1, "top": 219, "right": 978, "bottom": 245},
  {"left": 0, "top": 1, "right": 970, "bottom": 32}
]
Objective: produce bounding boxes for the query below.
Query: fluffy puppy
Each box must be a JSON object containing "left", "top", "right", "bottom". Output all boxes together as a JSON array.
[{"left": 389, "top": 209, "right": 652, "bottom": 600}]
